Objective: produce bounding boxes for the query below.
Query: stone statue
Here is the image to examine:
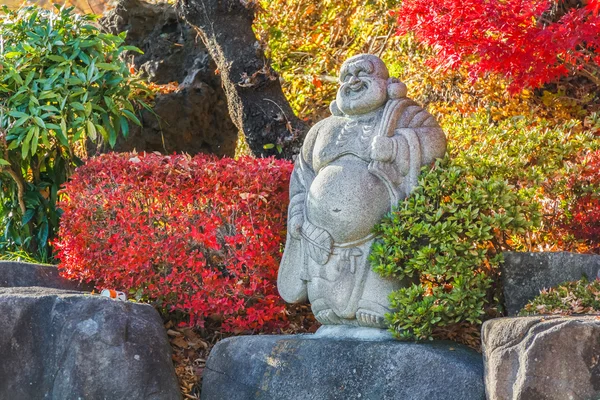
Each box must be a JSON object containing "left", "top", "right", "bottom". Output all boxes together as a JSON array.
[{"left": 278, "top": 54, "right": 447, "bottom": 329}]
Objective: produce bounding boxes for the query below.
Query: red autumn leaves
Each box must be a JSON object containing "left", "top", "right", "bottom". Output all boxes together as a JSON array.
[
  {"left": 396, "top": 0, "right": 600, "bottom": 91},
  {"left": 55, "top": 153, "right": 293, "bottom": 333}
]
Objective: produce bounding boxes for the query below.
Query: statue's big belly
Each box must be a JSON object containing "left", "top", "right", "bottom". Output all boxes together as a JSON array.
[{"left": 306, "top": 157, "right": 390, "bottom": 243}]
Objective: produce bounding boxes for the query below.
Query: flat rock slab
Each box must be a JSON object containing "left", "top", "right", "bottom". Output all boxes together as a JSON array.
[
  {"left": 483, "top": 316, "right": 600, "bottom": 400},
  {"left": 501, "top": 252, "right": 600, "bottom": 315},
  {"left": 0, "top": 287, "right": 180, "bottom": 400},
  {"left": 0, "top": 261, "right": 93, "bottom": 291},
  {"left": 202, "top": 334, "right": 485, "bottom": 400}
]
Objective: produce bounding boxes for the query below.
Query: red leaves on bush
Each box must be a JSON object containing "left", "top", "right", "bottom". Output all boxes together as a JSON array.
[
  {"left": 55, "top": 153, "right": 293, "bottom": 333},
  {"left": 396, "top": 0, "right": 600, "bottom": 91},
  {"left": 566, "top": 150, "right": 600, "bottom": 247}
]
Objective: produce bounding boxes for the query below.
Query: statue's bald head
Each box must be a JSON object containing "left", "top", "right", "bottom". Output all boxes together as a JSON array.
[
  {"left": 339, "top": 54, "right": 390, "bottom": 84},
  {"left": 336, "top": 54, "right": 389, "bottom": 116}
]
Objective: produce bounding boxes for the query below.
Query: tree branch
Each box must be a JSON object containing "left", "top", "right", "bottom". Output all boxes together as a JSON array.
[{"left": 177, "top": 0, "right": 307, "bottom": 160}]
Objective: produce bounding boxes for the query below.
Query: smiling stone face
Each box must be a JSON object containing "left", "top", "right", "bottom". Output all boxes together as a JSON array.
[{"left": 336, "top": 54, "right": 389, "bottom": 116}]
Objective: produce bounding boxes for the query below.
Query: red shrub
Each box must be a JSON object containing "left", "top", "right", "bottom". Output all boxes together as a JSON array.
[
  {"left": 55, "top": 152, "right": 293, "bottom": 333},
  {"left": 565, "top": 150, "right": 600, "bottom": 248},
  {"left": 396, "top": 0, "right": 600, "bottom": 91}
]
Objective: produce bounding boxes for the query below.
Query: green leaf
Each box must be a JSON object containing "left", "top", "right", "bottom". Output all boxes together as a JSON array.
[
  {"left": 40, "top": 130, "right": 50, "bottom": 147},
  {"left": 37, "top": 221, "right": 49, "bottom": 248},
  {"left": 86, "top": 120, "right": 97, "bottom": 141},
  {"left": 8, "top": 111, "right": 28, "bottom": 119},
  {"left": 31, "top": 126, "right": 39, "bottom": 156},
  {"left": 121, "top": 109, "right": 141, "bottom": 126},
  {"left": 13, "top": 116, "right": 30, "bottom": 128},
  {"left": 119, "top": 116, "right": 129, "bottom": 138},
  {"left": 46, "top": 54, "right": 66, "bottom": 62},
  {"left": 24, "top": 70, "right": 35, "bottom": 86},
  {"left": 21, "top": 209, "right": 35, "bottom": 226},
  {"left": 84, "top": 102, "right": 92, "bottom": 117},
  {"left": 96, "top": 63, "right": 120, "bottom": 71},
  {"left": 87, "top": 60, "right": 96, "bottom": 82},
  {"left": 33, "top": 116, "right": 46, "bottom": 129},
  {"left": 121, "top": 45, "right": 143, "bottom": 54},
  {"left": 39, "top": 105, "right": 60, "bottom": 113},
  {"left": 3, "top": 51, "right": 22, "bottom": 59},
  {"left": 108, "top": 126, "right": 117, "bottom": 148},
  {"left": 57, "top": 118, "right": 69, "bottom": 146},
  {"left": 22, "top": 126, "right": 35, "bottom": 159},
  {"left": 71, "top": 102, "right": 85, "bottom": 112},
  {"left": 0, "top": 159, "right": 11, "bottom": 166}
]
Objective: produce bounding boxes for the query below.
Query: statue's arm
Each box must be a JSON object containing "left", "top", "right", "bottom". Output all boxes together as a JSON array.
[
  {"left": 277, "top": 122, "right": 321, "bottom": 304},
  {"left": 287, "top": 121, "right": 322, "bottom": 235},
  {"left": 413, "top": 125, "right": 447, "bottom": 165},
  {"left": 372, "top": 109, "right": 446, "bottom": 167}
]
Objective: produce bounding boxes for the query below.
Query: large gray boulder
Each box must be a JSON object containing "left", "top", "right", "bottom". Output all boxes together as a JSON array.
[
  {"left": 0, "top": 287, "right": 180, "bottom": 400},
  {"left": 0, "top": 261, "right": 93, "bottom": 291},
  {"left": 501, "top": 251, "right": 600, "bottom": 315},
  {"left": 482, "top": 316, "right": 600, "bottom": 400},
  {"left": 201, "top": 334, "right": 485, "bottom": 400}
]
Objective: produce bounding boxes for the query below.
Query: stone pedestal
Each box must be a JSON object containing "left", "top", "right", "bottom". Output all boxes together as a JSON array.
[
  {"left": 483, "top": 316, "right": 600, "bottom": 400},
  {"left": 201, "top": 331, "right": 485, "bottom": 400}
]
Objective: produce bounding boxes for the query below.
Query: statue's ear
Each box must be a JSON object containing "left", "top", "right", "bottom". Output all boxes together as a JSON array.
[
  {"left": 330, "top": 100, "right": 343, "bottom": 116},
  {"left": 387, "top": 79, "right": 408, "bottom": 99}
]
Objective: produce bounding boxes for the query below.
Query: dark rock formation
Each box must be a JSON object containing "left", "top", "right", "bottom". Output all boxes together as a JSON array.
[
  {"left": 178, "top": 0, "right": 307, "bottom": 159},
  {"left": 501, "top": 251, "right": 600, "bottom": 315},
  {"left": 0, "top": 261, "right": 93, "bottom": 291},
  {"left": 97, "top": 0, "right": 238, "bottom": 157},
  {"left": 483, "top": 316, "right": 600, "bottom": 400},
  {"left": 0, "top": 287, "right": 181, "bottom": 400},
  {"left": 201, "top": 334, "right": 485, "bottom": 400}
]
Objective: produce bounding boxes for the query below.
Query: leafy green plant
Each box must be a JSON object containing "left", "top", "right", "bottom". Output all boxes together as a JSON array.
[
  {"left": 520, "top": 277, "right": 600, "bottom": 316},
  {"left": 0, "top": 5, "right": 145, "bottom": 259},
  {"left": 371, "top": 156, "right": 541, "bottom": 341},
  {"left": 443, "top": 111, "right": 600, "bottom": 253}
]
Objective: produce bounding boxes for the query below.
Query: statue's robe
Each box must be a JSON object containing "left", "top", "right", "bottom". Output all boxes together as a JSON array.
[{"left": 278, "top": 97, "right": 446, "bottom": 326}]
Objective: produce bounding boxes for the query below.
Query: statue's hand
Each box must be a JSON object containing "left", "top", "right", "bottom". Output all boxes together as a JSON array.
[
  {"left": 370, "top": 136, "right": 395, "bottom": 163},
  {"left": 288, "top": 214, "right": 303, "bottom": 240}
]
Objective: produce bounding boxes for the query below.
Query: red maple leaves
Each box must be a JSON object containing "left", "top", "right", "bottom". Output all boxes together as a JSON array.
[
  {"left": 396, "top": 0, "right": 600, "bottom": 91},
  {"left": 565, "top": 150, "right": 600, "bottom": 246},
  {"left": 55, "top": 152, "right": 294, "bottom": 333}
]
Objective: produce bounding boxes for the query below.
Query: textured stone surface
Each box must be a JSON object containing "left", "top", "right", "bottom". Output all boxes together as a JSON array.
[
  {"left": 483, "top": 316, "right": 600, "bottom": 400},
  {"left": 501, "top": 251, "right": 600, "bottom": 315},
  {"left": 97, "top": 0, "right": 238, "bottom": 157},
  {"left": 0, "top": 261, "right": 93, "bottom": 291},
  {"left": 202, "top": 334, "right": 485, "bottom": 400},
  {"left": 0, "top": 287, "right": 180, "bottom": 400},
  {"left": 278, "top": 54, "right": 447, "bottom": 328}
]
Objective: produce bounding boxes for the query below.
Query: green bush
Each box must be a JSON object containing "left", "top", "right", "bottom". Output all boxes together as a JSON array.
[
  {"left": 520, "top": 277, "right": 600, "bottom": 316},
  {"left": 370, "top": 156, "right": 541, "bottom": 341},
  {"left": 370, "top": 109, "right": 600, "bottom": 341},
  {"left": 0, "top": 5, "right": 145, "bottom": 260}
]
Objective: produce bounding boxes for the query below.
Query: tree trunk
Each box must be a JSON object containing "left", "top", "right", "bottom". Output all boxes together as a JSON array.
[{"left": 177, "top": 0, "right": 307, "bottom": 160}]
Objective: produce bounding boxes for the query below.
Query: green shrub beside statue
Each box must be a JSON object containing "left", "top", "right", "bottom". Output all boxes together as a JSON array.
[{"left": 0, "top": 5, "right": 145, "bottom": 260}]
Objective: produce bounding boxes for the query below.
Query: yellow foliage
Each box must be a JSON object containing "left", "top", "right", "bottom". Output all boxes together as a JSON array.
[
  {"left": 2, "top": 0, "right": 110, "bottom": 14},
  {"left": 255, "top": 0, "right": 585, "bottom": 125}
]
